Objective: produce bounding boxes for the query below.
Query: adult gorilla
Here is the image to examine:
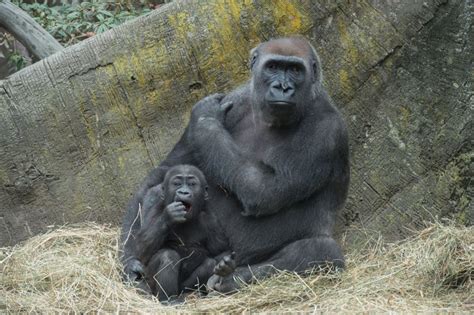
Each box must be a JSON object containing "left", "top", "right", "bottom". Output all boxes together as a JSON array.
[{"left": 120, "top": 36, "right": 349, "bottom": 293}]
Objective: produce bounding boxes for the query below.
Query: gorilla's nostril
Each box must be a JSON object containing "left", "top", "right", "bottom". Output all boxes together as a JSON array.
[{"left": 271, "top": 81, "right": 282, "bottom": 90}]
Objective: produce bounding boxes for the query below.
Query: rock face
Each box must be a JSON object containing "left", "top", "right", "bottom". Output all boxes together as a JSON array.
[
  {"left": 0, "top": 0, "right": 471, "bottom": 246},
  {"left": 334, "top": 0, "right": 472, "bottom": 245}
]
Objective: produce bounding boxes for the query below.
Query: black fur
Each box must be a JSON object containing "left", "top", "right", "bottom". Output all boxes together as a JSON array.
[{"left": 120, "top": 37, "right": 349, "bottom": 293}]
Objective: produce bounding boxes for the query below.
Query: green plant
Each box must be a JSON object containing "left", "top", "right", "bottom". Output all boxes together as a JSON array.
[
  {"left": 8, "top": 52, "right": 26, "bottom": 70},
  {"left": 12, "top": 0, "right": 153, "bottom": 46},
  {"left": 0, "top": 32, "right": 28, "bottom": 72}
]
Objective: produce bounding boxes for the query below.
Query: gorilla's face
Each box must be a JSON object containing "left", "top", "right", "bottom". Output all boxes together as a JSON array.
[
  {"left": 163, "top": 165, "right": 208, "bottom": 220},
  {"left": 250, "top": 39, "right": 318, "bottom": 127}
]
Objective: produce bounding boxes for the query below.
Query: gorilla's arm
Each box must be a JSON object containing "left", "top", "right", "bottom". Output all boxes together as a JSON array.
[
  {"left": 189, "top": 95, "right": 348, "bottom": 217},
  {"left": 134, "top": 191, "right": 171, "bottom": 265},
  {"left": 119, "top": 166, "right": 170, "bottom": 277}
]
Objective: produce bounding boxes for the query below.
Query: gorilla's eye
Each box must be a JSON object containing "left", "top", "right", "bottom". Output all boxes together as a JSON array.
[
  {"left": 172, "top": 181, "right": 181, "bottom": 187},
  {"left": 266, "top": 62, "right": 278, "bottom": 71},
  {"left": 189, "top": 181, "right": 197, "bottom": 187},
  {"left": 289, "top": 65, "right": 302, "bottom": 74}
]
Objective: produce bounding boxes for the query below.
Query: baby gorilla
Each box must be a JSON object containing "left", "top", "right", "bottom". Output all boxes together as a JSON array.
[{"left": 133, "top": 165, "right": 231, "bottom": 301}]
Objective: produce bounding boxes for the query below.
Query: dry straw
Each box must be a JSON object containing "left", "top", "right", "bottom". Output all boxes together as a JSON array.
[{"left": 1, "top": 221, "right": 472, "bottom": 313}]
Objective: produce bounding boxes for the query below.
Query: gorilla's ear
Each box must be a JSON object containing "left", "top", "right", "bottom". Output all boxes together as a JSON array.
[
  {"left": 159, "top": 185, "right": 165, "bottom": 201},
  {"left": 204, "top": 186, "right": 209, "bottom": 201},
  {"left": 249, "top": 47, "right": 259, "bottom": 70},
  {"left": 312, "top": 60, "right": 318, "bottom": 83}
]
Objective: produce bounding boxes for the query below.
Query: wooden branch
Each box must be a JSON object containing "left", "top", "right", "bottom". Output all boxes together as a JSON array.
[{"left": 0, "top": 0, "right": 63, "bottom": 59}]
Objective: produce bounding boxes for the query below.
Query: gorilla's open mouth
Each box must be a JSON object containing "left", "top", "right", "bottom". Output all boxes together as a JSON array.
[{"left": 181, "top": 201, "right": 192, "bottom": 212}]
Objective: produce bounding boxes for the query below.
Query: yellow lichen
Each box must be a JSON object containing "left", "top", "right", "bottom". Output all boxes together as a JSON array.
[
  {"left": 272, "top": 2, "right": 309, "bottom": 35},
  {"left": 339, "top": 69, "right": 352, "bottom": 93},
  {"left": 399, "top": 106, "right": 411, "bottom": 128},
  {"left": 337, "top": 16, "right": 359, "bottom": 64}
]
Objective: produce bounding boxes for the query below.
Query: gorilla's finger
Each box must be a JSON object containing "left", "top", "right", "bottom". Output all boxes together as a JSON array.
[
  {"left": 174, "top": 213, "right": 186, "bottom": 218},
  {"left": 214, "top": 259, "right": 234, "bottom": 276},
  {"left": 207, "top": 274, "right": 222, "bottom": 290},
  {"left": 170, "top": 205, "right": 186, "bottom": 212},
  {"left": 220, "top": 101, "right": 233, "bottom": 113},
  {"left": 134, "top": 262, "right": 145, "bottom": 276},
  {"left": 215, "top": 267, "right": 232, "bottom": 276},
  {"left": 169, "top": 200, "right": 183, "bottom": 208},
  {"left": 173, "top": 217, "right": 187, "bottom": 223},
  {"left": 209, "top": 93, "right": 226, "bottom": 102}
]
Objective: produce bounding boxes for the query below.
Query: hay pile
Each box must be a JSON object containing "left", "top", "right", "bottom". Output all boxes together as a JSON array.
[{"left": 1, "top": 222, "right": 472, "bottom": 313}]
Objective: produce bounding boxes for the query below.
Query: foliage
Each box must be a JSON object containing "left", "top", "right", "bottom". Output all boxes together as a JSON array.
[
  {"left": 0, "top": 32, "right": 31, "bottom": 74},
  {"left": 11, "top": 0, "right": 154, "bottom": 46},
  {"left": 7, "top": 52, "right": 27, "bottom": 70}
]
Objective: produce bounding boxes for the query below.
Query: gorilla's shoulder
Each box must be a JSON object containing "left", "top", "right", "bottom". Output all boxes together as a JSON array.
[
  {"left": 224, "top": 84, "right": 251, "bottom": 103},
  {"left": 223, "top": 84, "right": 252, "bottom": 127}
]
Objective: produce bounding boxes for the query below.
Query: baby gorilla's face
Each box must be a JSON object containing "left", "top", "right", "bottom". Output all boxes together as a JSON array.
[
  {"left": 171, "top": 176, "right": 197, "bottom": 218},
  {"left": 163, "top": 165, "right": 208, "bottom": 220}
]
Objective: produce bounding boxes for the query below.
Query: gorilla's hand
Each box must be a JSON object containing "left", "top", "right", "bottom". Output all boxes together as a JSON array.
[
  {"left": 206, "top": 273, "right": 240, "bottom": 293},
  {"left": 123, "top": 257, "right": 145, "bottom": 282},
  {"left": 181, "top": 257, "right": 217, "bottom": 289},
  {"left": 207, "top": 252, "right": 238, "bottom": 293},
  {"left": 164, "top": 201, "right": 187, "bottom": 225},
  {"left": 214, "top": 252, "right": 236, "bottom": 277},
  {"left": 191, "top": 93, "right": 233, "bottom": 124}
]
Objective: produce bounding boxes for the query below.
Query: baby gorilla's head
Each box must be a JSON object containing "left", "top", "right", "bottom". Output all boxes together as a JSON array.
[{"left": 162, "top": 165, "right": 208, "bottom": 220}]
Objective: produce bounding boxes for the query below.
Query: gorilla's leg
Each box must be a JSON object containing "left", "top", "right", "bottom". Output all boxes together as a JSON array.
[
  {"left": 181, "top": 257, "right": 216, "bottom": 291},
  {"left": 211, "top": 236, "right": 344, "bottom": 293},
  {"left": 145, "top": 249, "right": 181, "bottom": 301}
]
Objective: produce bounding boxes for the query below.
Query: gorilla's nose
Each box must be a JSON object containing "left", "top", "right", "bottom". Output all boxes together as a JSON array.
[
  {"left": 270, "top": 81, "right": 295, "bottom": 98},
  {"left": 177, "top": 189, "right": 190, "bottom": 196}
]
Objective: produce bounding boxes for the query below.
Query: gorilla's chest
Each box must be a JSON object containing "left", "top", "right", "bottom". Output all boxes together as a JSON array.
[{"left": 230, "top": 116, "right": 278, "bottom": 160}]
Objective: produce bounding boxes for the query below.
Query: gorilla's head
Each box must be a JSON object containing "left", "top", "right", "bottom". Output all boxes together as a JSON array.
[
  {"left": 162, "top": 165, "right": 208, "bottom": 220},
  {"left": 249, "top": 37, "right": 322, "bottom": 127}
]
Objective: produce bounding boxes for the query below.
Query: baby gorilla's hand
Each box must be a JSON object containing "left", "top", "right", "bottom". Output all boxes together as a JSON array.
[
  {"left": 164, "top": 201, "right": 187, "bottom": 225},
  {"left": 123, "top": 258, "right": 145, "bottom": 282}
]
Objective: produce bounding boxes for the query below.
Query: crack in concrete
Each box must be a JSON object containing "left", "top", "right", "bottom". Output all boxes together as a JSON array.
[
  {"left": 344, "top": 0, "right": 447, "bottom": 105},
  {"left": 0, "top": 82, "right": 11, "bottom": 99},
  {"left": 67, "top": 62, "right": 114, "bottom": 80},
  {"left": 349, "top": 0, "right": 456, "bottom": 220}
]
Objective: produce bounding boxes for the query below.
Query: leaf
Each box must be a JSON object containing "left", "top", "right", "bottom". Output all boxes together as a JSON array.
[
  {"left": 99, "top": 10, "right": 113, "bottom": 17},
  {"left": 96, "top": 24, "right": 108, "bottom": 34},
  {"left": 67, "top": 12, "right": 80, "bottom": 20}
]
